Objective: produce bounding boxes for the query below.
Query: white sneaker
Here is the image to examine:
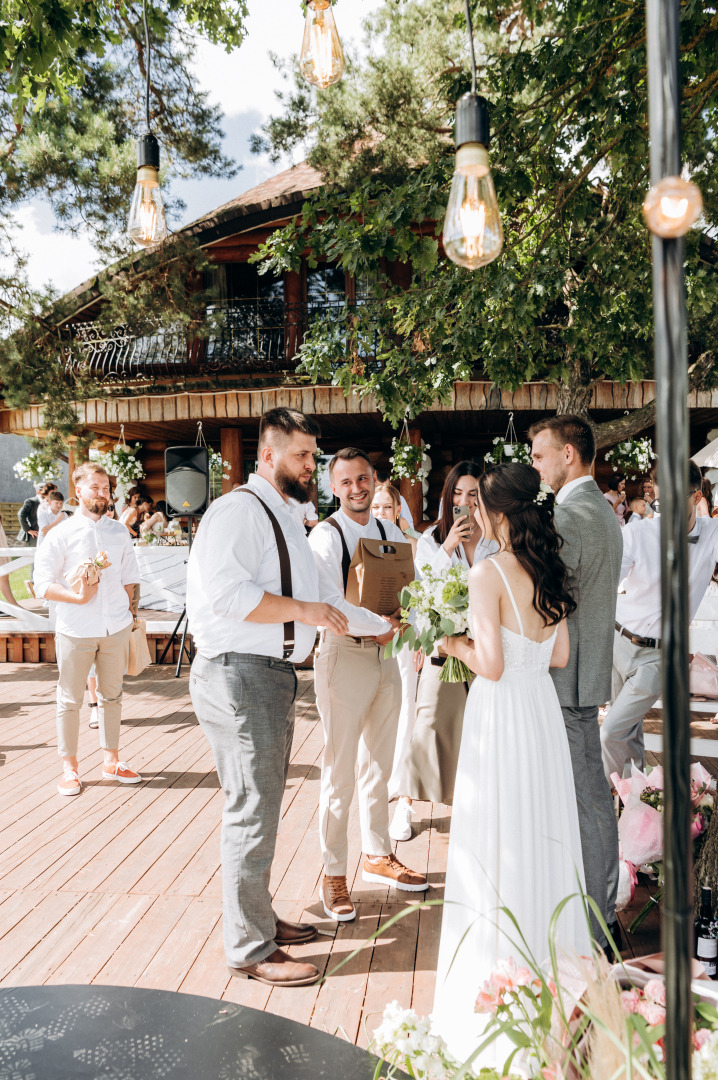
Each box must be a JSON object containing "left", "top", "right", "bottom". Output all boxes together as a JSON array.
[{"left": 389, "top": 798, "right": 415, "bottom": 842}]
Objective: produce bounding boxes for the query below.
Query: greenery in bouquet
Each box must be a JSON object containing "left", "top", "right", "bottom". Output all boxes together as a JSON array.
[
  {"left": 605, "top": 438, "right": 656, "bottom": 481},
  {"left": 385, "top": 565, "right": 473, "bottom": 683},
  {"left": 391, "top": 436, "right": 431, "bottom": 484},
  {"left": 13, "top": 449, "right": 63, "bottom": 484},
  {"left": 209, "top": 450, "right": 232, "bottom": 499},
  {"left": 484, "top": 438, "right": 533, "bottom": 467},
  {"left": 92, "top": 442, "right": 145, "bottom": 488}
]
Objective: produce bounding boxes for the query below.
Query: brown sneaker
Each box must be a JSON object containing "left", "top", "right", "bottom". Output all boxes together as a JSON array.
[
  {"left": 228, "top": 947, "right": 320, "bottom": 986},
  {"left": 363, "top": 853, "right": 428, "bottom": 892},
  {"left": 320, "top": 875, "right": 356, "bottom": 922}
]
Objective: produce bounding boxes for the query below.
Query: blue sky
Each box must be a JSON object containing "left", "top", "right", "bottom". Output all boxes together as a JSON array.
[{"left": 13, "top": 0, "right": 383, "bottom": 298}]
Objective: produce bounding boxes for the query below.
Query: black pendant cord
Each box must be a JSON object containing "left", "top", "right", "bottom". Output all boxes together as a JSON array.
[
  {"left": 142, "top": 0, "right": 151, "bottom": 133},
  {"left": 464, "top": 0, "right": 477, "bottom": 95}
]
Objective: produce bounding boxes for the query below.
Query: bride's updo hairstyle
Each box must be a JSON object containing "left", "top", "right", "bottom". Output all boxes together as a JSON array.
[{"left": 478, "top": 463, "right": 576, "bottom": 627}]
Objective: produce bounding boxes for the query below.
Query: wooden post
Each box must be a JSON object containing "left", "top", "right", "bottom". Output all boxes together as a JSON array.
[
  {"left": 284, "top": 270, "right": 304, "bottom": 362},
  {"left": 399, "top": 427, "right": 424, "bottom": 525},
  {"left": 221, "top": 428, "right": 243, "bottom": 494},
  {"left": 67, "top": 446, "right": 76, "bottom": 500}
]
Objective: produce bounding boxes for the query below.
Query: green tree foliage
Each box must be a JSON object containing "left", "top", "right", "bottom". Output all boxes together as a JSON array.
[
  {"left": 0, "top": 0, "right": 248, "bottom": 450},
  {"left": 254, "top": 0, "right": 718, "bottom": 441}
]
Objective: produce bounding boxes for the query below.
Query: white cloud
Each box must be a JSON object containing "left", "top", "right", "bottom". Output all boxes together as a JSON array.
[{"left": 7, "top": 204, "right": 101, "bottom": 296}]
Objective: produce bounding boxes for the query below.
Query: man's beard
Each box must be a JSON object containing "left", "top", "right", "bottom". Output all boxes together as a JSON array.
[
  {"left": 82, "top": 494, "right": 108, "bottom": 515},
  {"left": 549, "top": 466, "right": 568, "bottom": 494},
  {"left": 275, "top": 464, "right": 311, "bottom": 504}
]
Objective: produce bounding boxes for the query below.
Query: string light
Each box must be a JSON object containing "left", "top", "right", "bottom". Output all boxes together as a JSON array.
[
  {"left": 299, "top": 0, "right": 345, "bottom": 89},
  {"left": 127, "top": 0, "right": 167, "bottom": 247},
  {"left": 642, "top": 175, "right": 703, "bottom": 239}
]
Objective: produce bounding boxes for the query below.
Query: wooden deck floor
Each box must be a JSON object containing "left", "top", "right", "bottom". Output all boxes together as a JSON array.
[{"left": 0, "top": 663, "right": 668, "bottom": 1047}]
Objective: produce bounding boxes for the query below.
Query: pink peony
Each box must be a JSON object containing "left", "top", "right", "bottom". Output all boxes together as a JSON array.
[
  {"left": 643, "top": 979, "right": 666, "bottom": 1006},
  {"left": 621, "top": 989, "right": 641, "bottom": 1014},
  {"left": 694, "top": 1028, "right": 713, "bottom": 1050},
  {"left": 637, "top": 1000, "right": 667, "bottom": 1027}
]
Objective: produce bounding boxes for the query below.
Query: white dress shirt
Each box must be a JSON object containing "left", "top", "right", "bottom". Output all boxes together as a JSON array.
[
  {"left": 186, "top": 473, "right": 320, "bottom": 662},
  {"left": 36, "top": 504, "right": 65, "bottom": 548},
  {"left": 415, "top": 524, "right": 497, "bottom": 576},
  {"left": 555, "top": 473, "right": 593, "bottom": 504},
  {"left": 616, "top": 515, "right": 718, "bottom": 638},
  {"left": 309, "top": 510, "right": 407, "bottom": 637},
  {"left": 34, "top": 511, "right": 137, "bottom": 637},
  {"left": 289, "top": 499, "right": 319, "bottom": 526}
]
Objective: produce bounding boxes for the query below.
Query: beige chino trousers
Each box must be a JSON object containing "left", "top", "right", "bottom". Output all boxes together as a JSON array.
[
  {"left": 55, "top": 622, "right": 132, "bottom": 757},
  {"left": 314, "top": 633, "right": 401, "bottom": 876}
]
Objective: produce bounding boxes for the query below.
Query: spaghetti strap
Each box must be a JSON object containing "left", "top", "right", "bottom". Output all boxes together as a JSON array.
[{"left": 488, "top": 558, "right": 525, "bottom": 637}]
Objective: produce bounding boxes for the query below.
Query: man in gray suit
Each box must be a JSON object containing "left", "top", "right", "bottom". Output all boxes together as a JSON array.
[{"left": 529, "top": 415, "right": 622, "bottom": 950}]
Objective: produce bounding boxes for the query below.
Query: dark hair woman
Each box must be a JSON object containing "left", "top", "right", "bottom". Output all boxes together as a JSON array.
[
  {"left": 432, "top": 462, "right": 591, "bottom": 1062},
  {"left": 390, "top": 461, "right": 498, "bottom": 843},
  {"left": 604, "top": 473, "right": 627, "bottom": 526}
]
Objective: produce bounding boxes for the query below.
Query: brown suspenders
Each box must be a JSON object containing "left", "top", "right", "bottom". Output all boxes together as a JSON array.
[
  {"left": 326, "top": 515, "right": 386, "bottom": 593},
  {"left": 239, "top": 488, "right": 295, "bottom": 660}
]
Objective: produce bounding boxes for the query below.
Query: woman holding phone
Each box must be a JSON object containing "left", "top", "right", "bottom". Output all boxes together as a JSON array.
[{"left": 389, "top": 461, "right": 497, "bottom": 842}]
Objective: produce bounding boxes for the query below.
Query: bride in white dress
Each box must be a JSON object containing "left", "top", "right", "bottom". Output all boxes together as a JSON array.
[{"left": 431, "top": 463, "right": 591, "bottom": 1070}]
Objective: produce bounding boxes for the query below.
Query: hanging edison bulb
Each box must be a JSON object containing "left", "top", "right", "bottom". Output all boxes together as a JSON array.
[
  {"left": 127, "top": 133, "right": 167, "bottom": 247},
  {"left": 300, "top": 0, "right": 345, "bottom": 89},
  {"left": 443, "top": 94, "right": 503, "bottom": 270},
  {"left": 642, "top": 175, "right": 703, "bottom": 239}
]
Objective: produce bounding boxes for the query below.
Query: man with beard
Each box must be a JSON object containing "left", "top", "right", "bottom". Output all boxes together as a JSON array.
[
  {"left": 309, "top": 448, "right": 428, "bottom": 923},
  {"left": 34, "top": 462, "right": 141, "bottom": 796},
  {"left": 186, "top": 407, "right": 348, "bottom": 986},
  {"left": 529, "top": 415, "right": 622, "bottom": 954}
]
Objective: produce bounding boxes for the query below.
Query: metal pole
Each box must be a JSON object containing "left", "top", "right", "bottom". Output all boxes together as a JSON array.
[{"left": 646, "top": 1, "right": 692, "bottom": 1077}]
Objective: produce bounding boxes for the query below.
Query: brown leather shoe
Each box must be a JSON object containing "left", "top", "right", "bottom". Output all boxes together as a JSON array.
[
  {"left": 320, "top": 875, "right": 356, "bottom": 922},
  {"left": 228, "top": 948, "right": 320, "bottom": 986},
  {"left": 362, "top": 853, "right": 428, "bottom": 892},
  {"left": 275, "top": 917, "right": 318, "bottom": 944}
]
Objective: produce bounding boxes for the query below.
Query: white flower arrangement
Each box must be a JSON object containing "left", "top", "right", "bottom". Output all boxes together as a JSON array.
[
  {"left": 484, "top": 437, "right": 532, "bottom": 466},
  {"left": 391, "top": 436, "right": 432, "bottom": 484},
  {"left": 386, "top": 564, "right": 473, "bottom": 682},
  {"left": 13, "top": 452, "right": 63, "bottom": 484},
  {"left": 372, "top": 1002, "right": 462, "bottom": 1080},
  {"left": 92, "top": 442, "right": 145, "bottom": 487},
  {"left": 605, "top": 437, "right": 656, "bottom": 480},
  {"left": 209, "top": 450, "right": 232, "bottom": 481}
]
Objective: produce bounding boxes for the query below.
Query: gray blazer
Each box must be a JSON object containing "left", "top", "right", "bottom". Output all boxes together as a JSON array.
[{"left": 551, "top": 478, "right": 623, "bottom": 708}]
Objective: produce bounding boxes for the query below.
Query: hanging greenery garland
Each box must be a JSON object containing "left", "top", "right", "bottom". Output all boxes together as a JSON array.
[
  {"left": 605, "top": 437, "right": 656, "bottom": 480},
  {"left": 13, "top": 449, "right": 63, "bottom": 484},
  {"left": 390, "top": 431, "right": 431, "bottom": 485}
]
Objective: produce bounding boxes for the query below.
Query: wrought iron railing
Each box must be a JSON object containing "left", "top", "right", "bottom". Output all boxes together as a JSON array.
[{"left": 65, "top": 299, "right": 376, "bottom": 383}]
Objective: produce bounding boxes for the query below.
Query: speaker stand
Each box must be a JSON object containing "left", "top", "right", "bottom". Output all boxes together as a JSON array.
[{"left": 159, "top": 515, "right": 195, "bottom": 678}]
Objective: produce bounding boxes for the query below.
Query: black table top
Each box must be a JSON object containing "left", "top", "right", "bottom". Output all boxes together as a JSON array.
[{"left": 0, "top": 985, "right": 392, "bottom": 1079}]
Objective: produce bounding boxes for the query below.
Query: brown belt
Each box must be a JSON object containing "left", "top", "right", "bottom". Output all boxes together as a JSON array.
[{"left": 615, "top": 622, "right": 660, "bottom": 650}]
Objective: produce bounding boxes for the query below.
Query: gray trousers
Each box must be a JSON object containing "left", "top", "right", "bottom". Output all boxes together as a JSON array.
[
  {"left": 600, "top": 631, "right": 661, "bottom": 782},
  {"left": 562, "top": 705, "right": 619, "bottom": 946},
  {"left": 190, "top": 652, "right": 297, "bottom": 967}
]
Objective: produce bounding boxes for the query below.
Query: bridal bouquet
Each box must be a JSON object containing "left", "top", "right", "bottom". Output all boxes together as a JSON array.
[
  {"left": 385, "top": 564, "right": 473, "bottom": 683},
  {"left": 66, "top": 550, "right": 112, "bottom": 593}
]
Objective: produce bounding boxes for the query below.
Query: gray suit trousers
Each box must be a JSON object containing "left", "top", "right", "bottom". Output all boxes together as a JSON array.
[
  {"left": 562, "top": 705, "right": 619, "bottom": 945},
  {"left": 190, "top": 651, "right": 297, "bottom": 967}
]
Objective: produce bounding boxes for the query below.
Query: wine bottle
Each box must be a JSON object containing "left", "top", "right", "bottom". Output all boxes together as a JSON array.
[{"left": 695, "top": 886, "right": 717, "bottom": 979}]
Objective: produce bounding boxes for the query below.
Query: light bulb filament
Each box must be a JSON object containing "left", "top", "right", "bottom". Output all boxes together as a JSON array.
[
  {"left": 310, "top": 19, "right": 333, "bottom": 84},
  {"left": 138, "top": 193, "right": 157, "bottom": 242},
  {"left": 660, "top": 195, "right": 689, "bottom": 220},
  {"left": 460, "top": 198, "right": 486, "bottom": 261}
]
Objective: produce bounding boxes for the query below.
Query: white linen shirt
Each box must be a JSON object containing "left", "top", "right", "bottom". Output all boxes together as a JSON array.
[
  {"left": 34, "top": 512, "right": 137, "bottom": 637},
  {"left": 186, "top": 473, "right": 320, "bottom": 662},
  {"left": 309, "top": 510, "right": 407, "bottom": 637},
  {"left": 36, "top": 504, "right": 64, "bottom": 548},
  {"left": 415, "top": 524, "right": 497, "bottom": 576},
  {"left": 555, "top": 474, "right": 593, "bottom": 504},
  {"left": 616, "top": 515, "right": 718, "bottom": 638}
]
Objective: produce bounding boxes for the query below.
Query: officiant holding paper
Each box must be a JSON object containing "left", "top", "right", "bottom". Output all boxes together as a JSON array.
[{"left": 309, "top": 448, "right": 428, "bottom": 924}]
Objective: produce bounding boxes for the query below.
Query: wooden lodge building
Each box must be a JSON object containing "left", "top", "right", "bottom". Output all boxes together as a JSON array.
[{"left": 2, "top": 159, "right": 718, "bottom": 522}]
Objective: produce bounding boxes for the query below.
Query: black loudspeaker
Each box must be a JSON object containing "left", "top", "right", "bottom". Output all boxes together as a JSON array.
[{"left": 165, "top": 446, "right": 210, "bottom": 515}]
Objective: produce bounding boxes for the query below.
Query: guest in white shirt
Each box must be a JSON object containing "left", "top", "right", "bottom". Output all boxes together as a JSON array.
[
  {"left": 310, "top": 448, "right": 428, "bottom": 923},
  {"left": 37, "top": 491, "right": 66, "bottom": 547},
  {"left": 34, "top": 462, "right": 141, "bottom": 798},
  {"left": 601, "top": 461, "right": 718, "bottom": 781},
  {"left": 390, "top": 462, "right": 497, "bottom": 843},
  {"left": 624, "top": 495, "right": 652, "bottom": 527},
  {"left": 289, "top": 497, "right": 319, "bottom": 531},
  {"left": 186, "top": 407, "right": 347, "bottom": 988}
]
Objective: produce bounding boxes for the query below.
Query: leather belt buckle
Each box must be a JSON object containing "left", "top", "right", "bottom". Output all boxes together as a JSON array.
[{"left": 615, "top": 622, "right": 660, "bottom": 650}]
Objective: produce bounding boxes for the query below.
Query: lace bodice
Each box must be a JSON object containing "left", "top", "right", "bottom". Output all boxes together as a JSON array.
[{"left": 489, "top": 558, "right": 557, "bottom": 676}]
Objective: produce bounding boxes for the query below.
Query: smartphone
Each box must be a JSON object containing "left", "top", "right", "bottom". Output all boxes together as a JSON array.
[{"left": 453, "top": 505, "right": 471, "bottom": 525}]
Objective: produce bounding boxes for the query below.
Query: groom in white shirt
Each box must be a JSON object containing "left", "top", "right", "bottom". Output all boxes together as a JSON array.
[{"left": 310, "top": 448, "right": 428, "bottom": 922}]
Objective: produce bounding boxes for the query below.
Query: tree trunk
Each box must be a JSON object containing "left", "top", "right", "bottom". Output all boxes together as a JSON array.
[{"left": 694, "top": 802, "right": 718, "bottom": 918}]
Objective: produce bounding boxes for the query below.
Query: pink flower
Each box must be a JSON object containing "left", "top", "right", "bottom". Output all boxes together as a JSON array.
[
  {"left": 621, "top": 989, "right": 641, "bottom": 1014},
  {"left": 644, "top": 979, "right": 666, "bottom": 1006},
  {"left": 637, "top": 1000, "right": 666, "bottom": 1027},
  {"left": 475, "top": 985, "right": 502, "bottom": 1014},
  {"left": 694, "top": 1028, "right": 713, "bottom": 1050},
  {"left": 691, "top": 814, "right": 707, "bottom": 840},
  {"left": 490, "top": 957, "right": 530, "bottom": 993}
]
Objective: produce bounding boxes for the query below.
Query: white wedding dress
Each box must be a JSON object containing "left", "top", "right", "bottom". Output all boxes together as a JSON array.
[{"left": 432, "top": 559, "right": 591, "bottom": 1068}]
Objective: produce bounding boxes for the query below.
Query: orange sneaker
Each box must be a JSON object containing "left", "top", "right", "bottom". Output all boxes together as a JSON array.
[
  {"left": 58, "top": 767, "right": 81, "bottom": 797},
  {"left": 362, "top": 853, "right": 428, "bottom": 892},
  {"left": 102, "top": 760, "right": 142, "bottom": 785}
]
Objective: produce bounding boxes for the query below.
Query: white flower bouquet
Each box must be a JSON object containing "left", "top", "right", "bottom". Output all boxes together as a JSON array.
[
  {"left": 13, "top": 451, "right": 63, "bottom": 484},
  {"left": 484, "top": 437, "right": 532, "bottom": 466},
  {"left": 605, "top": 437, "right": 656, "bottom": 480},
  {"left": 385, "top": 564, "right": 473, "bottom": 683}
]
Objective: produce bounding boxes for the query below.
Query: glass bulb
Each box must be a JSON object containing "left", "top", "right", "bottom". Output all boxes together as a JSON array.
[
  {"left": 300, "top": 0, "right": 345, "bottom": 89},
  {"left": 443, "top": 143, "right": 503, "bottom": 270},
  {"left": 127, "top": 165, "right": 167, "bottom": 247},
  {"left": 642, "top": 175, "right": 702, "bottom": 239}
]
